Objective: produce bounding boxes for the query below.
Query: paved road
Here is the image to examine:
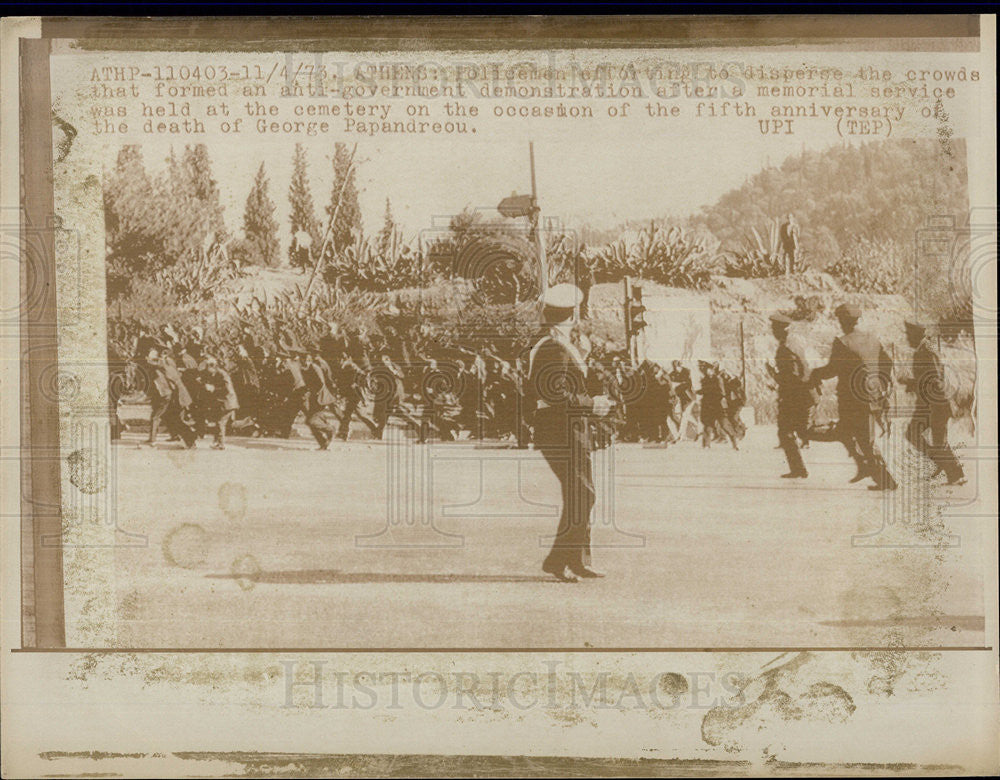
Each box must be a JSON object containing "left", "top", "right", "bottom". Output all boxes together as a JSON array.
[{"left": 101, "top": 427, "right": 985, "bottom": 649}]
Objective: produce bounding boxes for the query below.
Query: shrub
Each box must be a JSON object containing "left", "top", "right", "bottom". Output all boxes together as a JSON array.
[
  {"left": 826, "top": 237, "right": 908, "bottom": 295},
  {"left": 590, "top": 222, "right": 718, "bottom": 289},
  {"left": 150, "top": 242, "right": 243, "bottom": 305},
  {"left": 723, "top": 219, "right": 789, "bottom": 278},
  {"left": 322, "top": 234, "right": 429, "bottom": 293},
  {"left": 545, "top": 232, "right": 593, "bottom": 289}
]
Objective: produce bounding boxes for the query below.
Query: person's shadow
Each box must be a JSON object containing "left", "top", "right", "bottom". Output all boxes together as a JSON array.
[{"left": 205, "top": 569, "right": 553, "bottom": 585}]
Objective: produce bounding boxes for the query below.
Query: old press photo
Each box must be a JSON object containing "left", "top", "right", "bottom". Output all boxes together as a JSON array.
[{"left": 1, "top": 14, "right": 998, "bottom": 778}]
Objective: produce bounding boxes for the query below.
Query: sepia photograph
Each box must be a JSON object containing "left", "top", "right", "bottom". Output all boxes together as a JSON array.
[
  {"left": 2, "top": 14, "right": 997, "bottom": 778},
  {"left": 93, "top": 109, "right": 984, "bottom": 650}
]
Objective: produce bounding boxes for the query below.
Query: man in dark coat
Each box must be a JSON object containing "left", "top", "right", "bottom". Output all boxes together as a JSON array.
[
  {"left": 698, "top": 362, "right": 739, "bottom": 450},
  {"left": 721, "top": 368, "right": 747, "bottom": 441},
  {"left": 334, "top": 353, "right": 369, "bottom": 441},
  {"left": 197, "top": 355, "right": 239, "bottom": 449},
  {"left": 371, "top": 352, "right": 406, "bottom": 440},
  {"left": 766, "top": 313, "right": 815, "bottom": 478},
  {"left": 779, "top": 212, "right": 800, "bottom": 274},
  {"left": 230, "top": 343, "right": 262, "bottom": 435},
  {"left": 809, "top": 303, "right": 898, "bottom": 490},
  {"left": 318, "top": 321, "right": 348, "bottom": 373},
  {"left": 144, "top": 343, "right": 196, "bottom": 447},
  {"left": 902, "top": 318, "right": 966, "bottom": 486},
  {"left": 524, "top": 283, "right": 614, "bottom": 583},
  {"left": 669, "top": 360, "right": 695, "bottom": 439},
  {"left": 281, "top": 346, "right": 308, "bottom": 438}
]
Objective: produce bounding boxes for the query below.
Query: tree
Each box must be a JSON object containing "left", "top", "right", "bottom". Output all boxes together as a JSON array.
[
  {"left": 158, "top": 143, "right": 228, "bottom": 267},
  {"left": 179, "top": 143, "right": 227, "bottom": 240},
  {"left": 377, "top": 196, "right": 396, "bottom": 256},
  {"left": 104, "top": 145, "right": 162, "bottom": 297},
  {"left": 325, "top": 142, "right": 362, "bottom": 254},
  {"left": 241, "top": 162, "right": 280, "bottom": 267},
  {"left": 288, "top": 142, "right": 320, "bottom": 270}
]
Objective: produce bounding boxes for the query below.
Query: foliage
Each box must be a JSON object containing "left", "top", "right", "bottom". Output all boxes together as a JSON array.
[
  {"left": 422, "top": 208, "right": 543, "bottom": 303},
  {"left": 789, "top": 294, "right": 826, "bottom": 322},
  {"left": 241, "top": 162, "right": 280, "bottom": 267},
  {"left": 723, "top": 218, "right": 788, "bottom": 278},
  {"left": 322, "top": 233, "right": 428, "bottom": 293},
  {"left": 104, "top": 146, "right": 164, "bottom": 297},
  {"left": 697, "top": 138, "right": 969, "bottom": 270},
  {"left": 152, "top": 243, "right": 242, "bottom": 305},
  {"left": 589, "top": 222, "right": 719, "bottom": 289},
  {"left": 232, "top": 283, "right": 385, "bottom": 348},
  {"left": 287, "top": 143, "right": 321, "bottom": 270},
  {"left": 104, "top": 143, "right": 231, "bottom": 298},
  {"left": 324, "top": 142, "right": 362, "bottom": 255},
  {"left": 378, "top": 197, "right": 397, "bottom": 257},
  {"left": 164, "top": 144, "right": 228, "bottom": 258},
  {"left": 825, "top": 237, "right": 909, "bottom": 295},
  {"left": 545, "top": 232, "right": 592, "bottom": 289}
]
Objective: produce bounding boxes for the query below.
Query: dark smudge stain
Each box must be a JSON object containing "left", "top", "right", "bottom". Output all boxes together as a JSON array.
[
  {"left": 701, "top": 652, "right": 856, "bottom": 751},
  {"left": 66, "top": 448, "right": 107, "bottom": 494},
  {"left": 52, "top": 113, "right": 78, "bottom": 162}
]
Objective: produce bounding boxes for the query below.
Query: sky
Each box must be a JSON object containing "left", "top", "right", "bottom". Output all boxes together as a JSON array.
[{"left": 124, "top": 131, "right": 841, "bottom": 251}]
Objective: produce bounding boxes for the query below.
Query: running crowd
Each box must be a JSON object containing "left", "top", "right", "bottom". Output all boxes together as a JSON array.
[{"left": 107, "top": 318, "right": 748, "bottom": 451}]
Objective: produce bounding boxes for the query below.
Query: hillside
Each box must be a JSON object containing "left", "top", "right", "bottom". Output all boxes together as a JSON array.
[{"left": 694, "top": 138, "right": 969, "bottom": 269}]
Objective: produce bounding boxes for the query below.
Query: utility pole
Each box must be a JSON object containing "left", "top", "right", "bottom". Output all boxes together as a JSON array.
[
  {"left": 529, "top": 142, "right": 548, "bottom": 296},
  {"left": 498, "top": 143, "right": 549, "bottom": 297}
]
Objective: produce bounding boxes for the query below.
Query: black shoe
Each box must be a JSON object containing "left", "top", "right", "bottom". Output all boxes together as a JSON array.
[
  {"left": 781, "top": 471, "right": 808, "bottom": 479},
  {"left": 569, "top": 566, "right": 606, "bottom": 579},
  {"left": 542, "top": 562, "right": 579, "bottom": 583},
  {"left": 849, "top": 469, "right": 869, "bottom": 484},
  {"left": 946, "top": 476, "right": 967, "bottom": 486}
]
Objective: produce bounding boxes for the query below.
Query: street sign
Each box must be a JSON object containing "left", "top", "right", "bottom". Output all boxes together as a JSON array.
[{"left": 497, "top": 193, "right": 534, "bottom": 218}]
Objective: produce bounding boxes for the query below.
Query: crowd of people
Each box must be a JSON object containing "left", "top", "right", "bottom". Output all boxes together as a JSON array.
[
  {"left": 106, "top": 295, "right": 968, "bottom": 500},
  {"left": 107, "top": 317, "right": 749, "bottom": 451}
]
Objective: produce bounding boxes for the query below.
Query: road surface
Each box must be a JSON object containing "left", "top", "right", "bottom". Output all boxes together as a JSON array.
[{"left": 97, "top": 427, "right": 986, "bottom": 649}]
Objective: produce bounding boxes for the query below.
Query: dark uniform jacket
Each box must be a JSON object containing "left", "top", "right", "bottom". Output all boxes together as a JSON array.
[
  {"left": 525, "top": 333, "right": 595, "bottom": 448},
  {"left": 774, "top": 336, "right": 816, "bottom": 404},
  {"left": 812, "top": 330, "right": 892, "bottom": 415},
  {"left": 669, "top": 367, "right": 694, "bottom": 406},
  {"left": 147, "top": 355, "right": 193, "bottom": 408},
  {"left": 199, "top": 367, "right": 239, "bottom": 414},
  {"left": 303, "top": 361, "right": 337, "bottom": 410},
  {"left": 698, "top": 374, "right": 727, "bottom": 417}
]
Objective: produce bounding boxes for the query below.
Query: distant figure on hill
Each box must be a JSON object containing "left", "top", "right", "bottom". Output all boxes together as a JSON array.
[{"left": 779, "top": 213, "right": 800, "bottom": 274}]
